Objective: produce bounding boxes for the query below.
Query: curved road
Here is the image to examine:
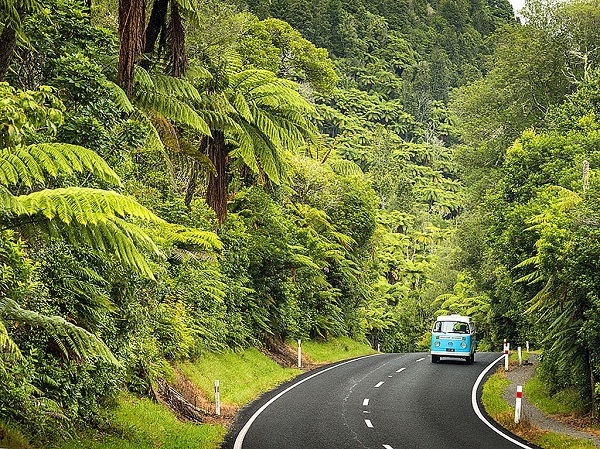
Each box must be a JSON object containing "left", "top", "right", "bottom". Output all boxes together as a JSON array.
[{"left": 222, "top": 352, "right": 538, "bottom": 449}]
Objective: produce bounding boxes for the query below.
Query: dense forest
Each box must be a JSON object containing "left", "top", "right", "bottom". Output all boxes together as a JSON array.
[{"left": 2, "top": 0, "right": 600, "bottom": 443}]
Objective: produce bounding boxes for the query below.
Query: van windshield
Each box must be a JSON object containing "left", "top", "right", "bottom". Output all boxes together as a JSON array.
[{"left": 433, "top": 321, "right": 470, "bottom": 334}]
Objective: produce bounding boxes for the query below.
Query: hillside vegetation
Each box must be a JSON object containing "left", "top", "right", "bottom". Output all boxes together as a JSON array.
[{"left": 2, "top": 0, "right": 600, "bottom": 444}]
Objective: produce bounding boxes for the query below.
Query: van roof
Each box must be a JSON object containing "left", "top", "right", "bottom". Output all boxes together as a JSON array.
[{"left": 436, "top": 314, "right": 471, "bottom": 323}]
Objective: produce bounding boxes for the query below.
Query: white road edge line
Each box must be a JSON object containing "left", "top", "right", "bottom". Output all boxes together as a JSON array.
[
  {"left": 396, "top": 367, "right": 406, "bottom": 373},
  {"left": 374, "top": 381, "right": 385, "bottom": 388},
  {"left": 233, "top": 353, "right": 382, "bottom": 449},
  {"left": 363, "top": 398, "right": 370, "bottom": 406},
  {"left": 471, "top": 355, "right": 534, "bottom": 448},
  {"left": 415, "top": 357, "right": 425, "bottom": 362},
  {"left": 365, "top": 419, "right": 374, "bottom": 428},
  {"left": 383, "top": 445, "right": 394, "bottom": 449}
]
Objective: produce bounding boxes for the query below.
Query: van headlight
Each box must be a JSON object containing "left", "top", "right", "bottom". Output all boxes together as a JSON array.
[
  {"left": 461, "top": 342, "right": 467, "bottom": 348},
  {"left": 434, "top": 341, "right": 440, "bottom": 347}
]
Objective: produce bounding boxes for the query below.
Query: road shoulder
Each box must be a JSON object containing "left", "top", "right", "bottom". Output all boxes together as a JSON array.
[{"left": 501, "top": 353, "right": 600, "bottom": 446}]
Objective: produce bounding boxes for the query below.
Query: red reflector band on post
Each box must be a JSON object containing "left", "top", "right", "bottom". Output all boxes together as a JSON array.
[{"left": 516, "top": 391, "right": 522, "bottom": 398}]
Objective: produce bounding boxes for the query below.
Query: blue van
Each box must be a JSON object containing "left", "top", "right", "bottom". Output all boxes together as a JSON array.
[{"left": 430, "top": 314, "right": 476, "bottom": 364}]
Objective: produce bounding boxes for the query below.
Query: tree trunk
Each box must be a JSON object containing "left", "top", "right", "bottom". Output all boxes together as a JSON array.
[
  {"left": 168, "top": 1, "right": 186, "bottom": 77},
  {"left": 0, "top": 25, "right": 18, "bottom": 81},
  {"left": 118, "top": 0, "right": 146, "bottom": 97},
  {"left": 206, "top": 130, "right": 228, "bottom": 224},
  {"left": 143, "top": 0, "right": 168, "bottom": 56}
]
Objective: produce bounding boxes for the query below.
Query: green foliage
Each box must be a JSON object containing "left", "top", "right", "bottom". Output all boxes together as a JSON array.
[{"left": 453, "top": 59, "right": 600, "bottom": 416}]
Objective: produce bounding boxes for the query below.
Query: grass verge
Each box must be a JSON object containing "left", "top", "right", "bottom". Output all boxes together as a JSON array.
[
  {"left": 51, "top": 393, "right": 226, "bottom": 449},
  {"left": 300, "top": 336, "right": 377, "bottom": 363},
  {"left": 524, "top": 375, "right": 587, "bottom": 416},
  {"left": 177, "top": 347, "right": 302, "bottom": 406},
  {"left": 482, "top": 364, "right": 597, "bottom": 449}
]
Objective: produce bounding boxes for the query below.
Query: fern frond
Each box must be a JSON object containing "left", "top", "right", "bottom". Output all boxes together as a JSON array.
[
  {"left": 327, "top": 159, "right": 364, "bottom": 176},
  {"left": 96, "top": 220, "right": 156, "bottom": 279},
  {"left": 17, "top": 188, "right": 163, "bottom": 224},
  {"left": 232, "top": 91, "right": 253, "bottom": 123},
  {"left": 0, "top": 144, "right": 121, "bottom": 186},
  {"left": 133, "top": 65, "right": 155, "bottom": 91},
  {"left": 0, "top": 185, "right": 27, "bottom": 215},
  {"left": 136, "top": 91, "right": 211, "bottom": 136},
  {"left": 0, "top": 318, "right": 23, "bottom": 360},
  {"left": 289, "top": 253, "right": 320, "bottom": 270},
  {"left": 160, "top": 224, "right": 222, "bottom": 250},
  {"left": 105, "top": 81, "right": 135, "bottom": 113},
  {"left": 152, "top": 75, "right": 202, "bottom": 103},
  {"left": 0, "top": 298, "right": 117, "bottom": 364}
]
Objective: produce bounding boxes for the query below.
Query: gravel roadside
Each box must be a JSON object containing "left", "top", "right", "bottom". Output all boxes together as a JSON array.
[{"left": 501, "top": 353, "right": 600, "bottom": 446}]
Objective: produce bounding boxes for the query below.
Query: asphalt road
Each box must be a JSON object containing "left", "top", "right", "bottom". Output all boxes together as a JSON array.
[{"left": 222, "top": 352, "right": 539, "bottom": 449}]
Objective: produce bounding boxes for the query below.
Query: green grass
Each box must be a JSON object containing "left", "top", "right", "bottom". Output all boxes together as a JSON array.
[
  {"left": 300, "top": 336, "right": 377, "bottom": 363},
  {"left": 481, "top": 369, "right": 513, "bottom": 418},
  {"left": 51, "top": 394, "right": 225, "bottom": 449},
  {"left": 535, "top": 432, "right": 598, "bottom": 449},
  {"left": 524, "top": 375, "right": 587, "bottom": 416},
  {"left": 177, "top": 347, "right": 302, "bottom": 406}
]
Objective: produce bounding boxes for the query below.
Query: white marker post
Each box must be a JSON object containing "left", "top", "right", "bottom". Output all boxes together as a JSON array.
[
  {"left": 377, "top": 343, "right": 380, "bottom": 352},
  {"left": 514, "top": 385, "right": 523, "bottom": 423},
  {"left": 215, "top": 380, "right": 221, "bottom": 416},
  {"left": 518, "top": 346, "right": 522, "bottom": 365},
  {"left": 297, "top": 339, "right": 302, "bottom": 368},
  {"left": 504, "top": 343, "right": 509, "bottom": 371},
  {"left": 526, "top": 341, "right": 530, "bottom": 353}
]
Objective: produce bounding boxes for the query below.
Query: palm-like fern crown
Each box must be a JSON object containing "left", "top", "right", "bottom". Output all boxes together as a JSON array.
[{"left": 227, "top": 69, "right": 320, "bottom": 185}]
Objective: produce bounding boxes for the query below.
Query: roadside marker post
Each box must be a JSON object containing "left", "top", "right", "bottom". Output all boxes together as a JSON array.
[
  {"left": 297, "top": 339, "right": 302, "bottom": 368},
  {"left": 504, "top": 343, "right": 509, "bottom": 371},
  {"left": 517, "top": 346, "right": 522, "bottom": 365},
  {"left": 514, "top": 385, "right": 523, "bottom": 423},
  {"left": 215, "top": 380, "right": 221, "bottom": 416},
  {"left": 526, "top": 341, "right": 530, "bottom": 352}
]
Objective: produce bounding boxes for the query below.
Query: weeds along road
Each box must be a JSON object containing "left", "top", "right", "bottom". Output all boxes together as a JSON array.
[{"left": 222, "top": 352, "right": 539, "bottom": 449}]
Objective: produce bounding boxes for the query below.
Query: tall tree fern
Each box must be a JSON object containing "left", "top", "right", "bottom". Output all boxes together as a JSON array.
[{"left": 203, "top": 68, "right": 319, "bottom": 223}]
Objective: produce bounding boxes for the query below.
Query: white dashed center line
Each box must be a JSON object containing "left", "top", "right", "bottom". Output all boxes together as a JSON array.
[
  {"left": 383, "top": 445, "right": 394, "bottom": 449},
  {"left": 396, "top": 367, "right": 406, "bottom": 373},
  {"left": 365, "top": 419, "right": 374, "bottom": 428},
  {"left": 374, "top": 381, "right": 385, "bottom": 388},
  {"left": 416, "top": 357, "right": 425, "bottom": 362},
  {"left": 363, "top": 398, "right": 370, "bottom": 406}
]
